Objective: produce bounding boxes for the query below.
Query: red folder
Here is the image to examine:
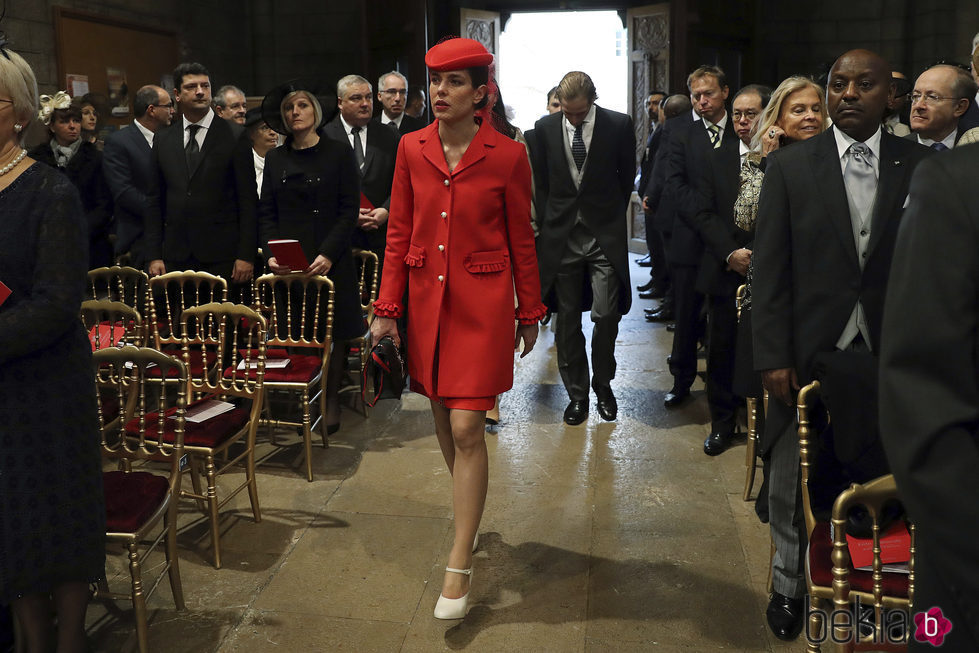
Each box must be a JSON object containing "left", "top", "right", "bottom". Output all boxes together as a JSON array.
[
  {"left": 845, "top": 521, "right": 911, "bottom": 569},
  {"left": 267, "top": 239, "right": 310, "bottom": 272},
  {"left": 360, "top": 193, "right": 374, "bottom": 211},
  {"left": 0, "top": 280, "right": 9, "bottom": 307}
]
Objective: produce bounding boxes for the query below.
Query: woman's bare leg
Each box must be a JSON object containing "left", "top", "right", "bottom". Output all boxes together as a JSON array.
[{"left": 430, "top": 400, "right": 455, "bottom": 472}]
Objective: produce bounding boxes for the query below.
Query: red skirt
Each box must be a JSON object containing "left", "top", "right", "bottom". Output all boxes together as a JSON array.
[{"left": 409, "top": 378, "right": 495, "bottom": 411}]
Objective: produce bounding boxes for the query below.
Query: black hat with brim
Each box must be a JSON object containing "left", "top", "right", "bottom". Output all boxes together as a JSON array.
[
  {"left": 243, "top": 107, "right": 265, "bottom": 129},
  {"left": 261, "top": 79, "right": 336, "bottom": 135}
]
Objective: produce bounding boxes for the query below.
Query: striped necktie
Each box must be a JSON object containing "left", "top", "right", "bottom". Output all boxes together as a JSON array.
[
  {"left": 572, "top": 124, "right": 586, "bottom": 171},
  {"left": 708, "top": 123, "right": 721, "bottom": 149}
]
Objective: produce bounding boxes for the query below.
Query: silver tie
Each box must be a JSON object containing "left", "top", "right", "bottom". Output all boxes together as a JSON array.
[{"left": 843, "top": 142, "right": 876, "bottom": 220}]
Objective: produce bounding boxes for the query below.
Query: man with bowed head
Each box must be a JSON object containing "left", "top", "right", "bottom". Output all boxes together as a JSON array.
[{"left": 751, "top": 49, "right": 931, "bottom": 641}]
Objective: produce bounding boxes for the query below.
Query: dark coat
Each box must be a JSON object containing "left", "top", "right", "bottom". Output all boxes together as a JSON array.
[
  {"left": 880, "top": 145, "right": 979, "bottom": 650},
  {"left": 636, "top": 124, "right": 661, "bottom": 196},
  {"left": 144, "top": 113, "right": 256, "bottom": 267},
  {"left": 102, "top": 122, "right": 155, "bottom": 265},
  {"left": 693, "top": 144, "right": 751, "bottom": 297},
  {"left": 665, "top": 114, "right": 737, "bottom": 266},
  {"left": 30, "top": 140, "right": 113, "bottom": 269},
  {"left": 396, "top": 113, "right": 427, "bottom": 135},
  {"left": 257, "top": 134, "right": 364, "bottom": 341},
  {"left": 645, "top": 112, "right": 694, "bottom": 234},
  {"left": 531, "top": 105, "right": 636, "bottom": 315}
]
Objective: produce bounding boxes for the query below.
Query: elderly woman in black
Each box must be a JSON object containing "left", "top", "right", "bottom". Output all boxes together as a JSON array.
[
  {"left": 29, "top": 91, "right": 113, "bottom": 269},
  {"left": 257, "top": 82, "right": 364, "bottom": 435},
  {"left": 0, "top": 47, "right": 104, "bottom": 653}
]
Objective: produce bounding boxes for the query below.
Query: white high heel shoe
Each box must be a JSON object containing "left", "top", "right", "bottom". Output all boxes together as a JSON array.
[{"left": 434, "top": 567, "right": 472, "bottom": 619}]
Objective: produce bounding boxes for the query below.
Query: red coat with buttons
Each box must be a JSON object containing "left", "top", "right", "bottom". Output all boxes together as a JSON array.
[{"left": 374, "top": 119, "right": 547, "bottom": 398}]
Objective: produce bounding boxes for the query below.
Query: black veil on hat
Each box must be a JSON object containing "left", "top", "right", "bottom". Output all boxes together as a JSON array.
[{"left": 260, "top": 78, "right": 336, "bottom": 135}]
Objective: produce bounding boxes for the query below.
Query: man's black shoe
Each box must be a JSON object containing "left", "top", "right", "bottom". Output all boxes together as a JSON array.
[
  {"left": 638, "top": 287, "right": 665, "bottom": 300},
  {"left": 766, "top": 592, "right": 804, "bottom": 641},
  {"left": 596, "top": 388, "right": 617, "bottom": 421},
  {"left": 665, "top": 323, "right": 675, "bottom": 332},
  {"left": 703, "top": 431, "right": 733, "bottom": 456},
  {"left": 563, "top": 400, "right": 588, "bottom": 425},
  {"left": 636, "top": 254, "right": 652, "bottom": 267},
  {"left": 644, "top": 306, "right": 674, "bottom": 322},
  {"left": 637, "top": 279, "right": 654, "bottom": 292},
  {"left": 663, "top": 388, "right": 690, "bottom": 408}
]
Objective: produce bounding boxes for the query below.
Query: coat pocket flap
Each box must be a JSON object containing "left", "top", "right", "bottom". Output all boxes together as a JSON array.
[
  {"left": 404, "top": 244, "right": 426, "bottom": 267},
  {"left": 463, "top": 250, "right": 509, "bottom": 273}
]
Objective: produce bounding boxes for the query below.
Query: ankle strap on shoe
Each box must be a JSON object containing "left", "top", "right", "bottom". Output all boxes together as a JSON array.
[{"left": 445, "top": 566, "right": 472, "bottom": 576}]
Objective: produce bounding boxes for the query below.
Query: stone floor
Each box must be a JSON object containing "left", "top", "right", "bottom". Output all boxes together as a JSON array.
[{"left": 86, "top": 259, "right": 807, "bottom": 652}]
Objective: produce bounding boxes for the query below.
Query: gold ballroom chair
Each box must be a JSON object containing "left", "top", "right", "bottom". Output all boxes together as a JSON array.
[
  {"left": 147, "top": 270, "right": 228, "bottom": 382},
  {"left": 253, "top": 273, "right": 335, "bottom": 482},
  {"left": 87, "top": 266, "right": 150, "bottom": 343},
  {"left": 93, "top": 346, "right": 188, "bottom": 653},
  {"left": 169, "top": 302, "right": 267, "bottom": 569},
  {"left": 797, "top": 381, "right": 914, "bottom": 652},
  {"left": 339, "top": 248, "right": 380, "bottom": 417},
  {"left": 81, "top": 299, "right": 145, "bottom": 352},
  {"left": 736, "top": 284, "right": 763, "bottom": 500}
]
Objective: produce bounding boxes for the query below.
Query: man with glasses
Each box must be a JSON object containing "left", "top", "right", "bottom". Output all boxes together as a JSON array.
[
  {"left": 103, "top": 84, "right": 173, "bottom": 269},
  {"left": 377, "top": 70, "right": 424, "bottom": 135},
  {"left": 908, "top": 64, "right": 978, "bottom": 149},
  {"left": 326, "top": 74, "right": 400, "bottom": 267}
]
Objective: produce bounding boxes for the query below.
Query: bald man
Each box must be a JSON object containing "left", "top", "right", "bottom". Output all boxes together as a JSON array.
[{"left": 752, "top": 49, "right": 931, "bottom": 640}]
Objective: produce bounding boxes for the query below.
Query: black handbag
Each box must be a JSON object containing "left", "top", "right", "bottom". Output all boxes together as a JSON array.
[{"left": 362, "top": 336, "right": 406, "bottom": 407}]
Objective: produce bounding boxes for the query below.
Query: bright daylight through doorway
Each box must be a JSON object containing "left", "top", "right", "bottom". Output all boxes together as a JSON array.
[{"left": 498, "top": 11, "right": 628, "bottom": 133}]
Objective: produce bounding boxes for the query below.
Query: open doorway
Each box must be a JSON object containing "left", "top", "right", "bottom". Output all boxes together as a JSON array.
[{"left": 498, "top": 11, "right": 628, "bottom": 133}]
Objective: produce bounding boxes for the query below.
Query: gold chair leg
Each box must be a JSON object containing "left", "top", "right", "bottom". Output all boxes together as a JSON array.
[
  {"left": 302, "top": 389, "right": 314, "bottom": 482},
  {"left": 163, "top": 512, "right": 185, "bottom": 610},
  {"left": 743, "top": 397, "right": 758, "bottom": 501},
  {"left": 188, "top": 460, "right": 206, "bottom": 513},
  {"left": 807, "top": 596, "right": 825, "bottom": 652},
  {"left": 246, "top": 445, "right": 262, "bottom": 523},
  {"left": 127, "top": 542, "right": 150, "bottom": 653},
  {"left": 204, "top": 455, "right": 222, "bottom": 569}
]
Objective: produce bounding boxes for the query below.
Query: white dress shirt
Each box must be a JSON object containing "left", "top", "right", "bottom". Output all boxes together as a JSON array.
[
  {"left": 339, "top": 115, "right": 369, "bottom": 151},
  {"left": 916, "top": 130, "right": 956, "bottom": 150},
  {"left": 702, "top": 111, "right": 728, "bottom": 144},
  {"left": 563, "top": 102, "right": 597, "bottom": 155},
  {"left": 134, "top": 120, "right": 155, "bottom": 148},
  {"left": 252, "top": 149, "right": 265, "bottom": 198},
  {"left": 380, "top": 112, "right": 403, "bottom": 129},
  {"left": 183, "top": 108, "right": 215, "bottom": 149}
]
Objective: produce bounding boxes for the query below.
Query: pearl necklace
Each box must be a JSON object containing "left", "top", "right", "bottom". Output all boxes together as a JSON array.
[{"left": 0, "top": 149, "right": 27, "bottom": 176}]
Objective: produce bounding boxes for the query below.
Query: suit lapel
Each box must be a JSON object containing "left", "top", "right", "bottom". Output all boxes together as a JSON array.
[
  {"left": 581, "top": 107, "right": 609, "bottom": 184},
  {"left": 362, "top": 130, "right": 377, "bottom": 177},
  {"left": 190, "top": 118, "right": 225, "bottom": 180},
  {"left": 867, "top": 133, "right": 910, "bottom": 257},
  {"left": 812, "top": 128, "right": 859, "bottom": 265}
]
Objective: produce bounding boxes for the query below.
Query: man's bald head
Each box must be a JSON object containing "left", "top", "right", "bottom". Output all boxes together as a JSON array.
[
  {"left": 826, "top": 49, "right": 894, "bottom": 142},
  {"left": 662, "top": 94, "right": 693, "bottom": 120}
]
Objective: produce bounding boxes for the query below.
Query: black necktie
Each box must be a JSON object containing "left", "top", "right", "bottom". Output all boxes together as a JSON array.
[
  {"left": 572, "top": 124, "right": 586, "bottom": 171},
  {"left": 388, "top": 121, "right": 400, "bottom": 135},
  {"left": 185, "top": 124, "right": 202, "bottom": 175},
  {"left": 351, "top": 126, "right": 365, "bottom": 169}
]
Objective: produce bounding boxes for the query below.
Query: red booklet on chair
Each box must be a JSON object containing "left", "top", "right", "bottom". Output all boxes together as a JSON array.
[
  {"left": 267, "top": 239, "right": 309, "bottom": 272},
  {"left": 844, "top": 521, "right": 911, "bottom": 571},
  {"left": 0, "top": 280, "right": 10, "bottom": 307}
]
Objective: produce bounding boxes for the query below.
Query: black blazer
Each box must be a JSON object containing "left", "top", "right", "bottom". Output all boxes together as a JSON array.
[
  {"left": 636, "top": 125, "right": 661, "bottom": 196},
  {"left": 752, "top": 127, "right": 932, "bottom": 382},
  {"left": 665, "top": 114, "right": 737, "bottom": 266},
  {"left": 693, "top": 144, "right": 751, "bottom": 296},
  {"left": 144, "top": 114, "right": 255, "bottom": 266},
  {"left": 531, "top": 105, "right": 636, "bottom": 314},
  {"left": 102, "top": 122, "right": 155, "bottom": 261},
  {"left": 645, "top": 112, "right": 694, "bottom": 234},
  {"left": 880, "top": 145, "right": 979, "bottom": 649},
  {"left": 30, "top": 140, "right": 113, "bottom": 269},
  {"left": 396, "top": 114, "right": 426, "bottom": 135},
  {"left": 323, "top": 117, "right": 399, "bottom": 211}
]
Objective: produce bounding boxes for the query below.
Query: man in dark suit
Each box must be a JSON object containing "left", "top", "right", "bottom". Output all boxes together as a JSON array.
[
  {"left": 907, "top": 64, "right": 977, "bottom": 149},
  {"left": 642, "top": 94, "right": 694, "bottom": 324},
  {"left": 752, "top": 49, "right": 931, "bottom": 641},
  {"left": 376, "top": 71, "right": 425, "bottom": 135},
  {"left": 103, "top": 85, "right": 173, "bottom": 269},
  {"left": 880, "top": 144, "right": 979, "bottom": 653},
  {"left": 635, "top": 90, "right": 666, "bottom": 296},
  {"left": 144, "top": 62, "right": 256, "bottom": 293},
  {"left": 532, "top": 71, "right": 635, "bottom": 425},
  {"left": 325, "top": 74, "right": 400, "bottom": 267},
  {"left": 662, "top": 65, "right": 734, "bottom": 409},
  {"left": 692, "top": 84, "right": 769, "bottom": 455}
]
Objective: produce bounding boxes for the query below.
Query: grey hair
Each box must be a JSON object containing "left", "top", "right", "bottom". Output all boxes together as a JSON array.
[
  {"left": 337, "top": 74, "right": 372, "bottom": 99},
  {"left": 213, "top": 84, "right": 244, "bottom": 108},
  {"left": 0, "top": 48, "right": 38, "bottom": 146},
  {"left": 378, "top": 71, "right": 407, "bottom": 91}
]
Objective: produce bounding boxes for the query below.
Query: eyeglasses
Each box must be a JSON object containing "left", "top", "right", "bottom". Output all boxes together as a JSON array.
[
  {"left": 381, "top": 89, "right": 407, "bottom": 97},
  {"left": 733, "top": 110, "right": 759, "bottom": 121},
  {"left": 910, "top": 92, "right": 961, "bottom": 105}
]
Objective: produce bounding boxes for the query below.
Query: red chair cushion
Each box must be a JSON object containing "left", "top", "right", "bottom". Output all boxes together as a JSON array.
[
  {"left": 145, "top": 349, "right": 207, "bottom": 378},
  {"left": 223, "top": 353, "right": 322, "bottom": 383},
  {"left": 808, "top": 521, "right": 909, "bottom": 596},
  {"left": 124, "top": 398, "right": 250, "bottom": 448},
  {"left": 100, "top": 395, "right": 120, "bottom": 421},
  {"left": 103, "top": 470, "right": 170, "bottom": 533}
]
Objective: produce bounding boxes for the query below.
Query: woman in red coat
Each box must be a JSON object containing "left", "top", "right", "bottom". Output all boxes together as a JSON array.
[{"left": 371, "top": 38, "right": 546, "bottom": 619}]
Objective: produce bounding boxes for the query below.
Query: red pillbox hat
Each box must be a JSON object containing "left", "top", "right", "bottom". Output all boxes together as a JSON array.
[{"left": 425, "top": 38, "right": 494, "bottom": 71}]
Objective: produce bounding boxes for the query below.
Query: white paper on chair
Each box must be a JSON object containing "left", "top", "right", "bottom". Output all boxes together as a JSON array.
[
  {"left": 184, "top": 399, "right": 236, "bottom": 423},
  {"left": 236, "top": 358, "right": 291, "bottom": 370}
]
